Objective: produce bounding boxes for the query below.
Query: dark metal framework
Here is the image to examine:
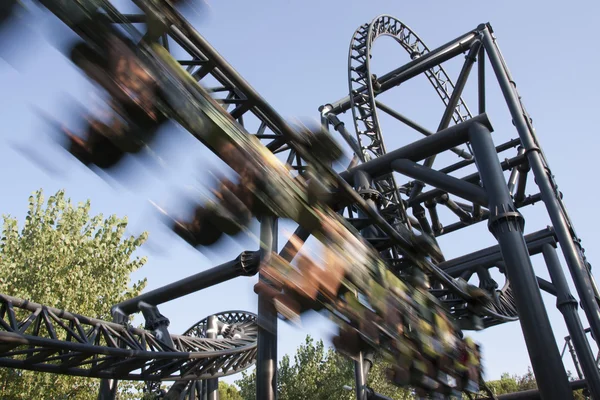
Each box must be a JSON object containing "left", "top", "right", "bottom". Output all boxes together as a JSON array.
[{"left": 0, "top": 3, "right": 598, "bottom": 400}]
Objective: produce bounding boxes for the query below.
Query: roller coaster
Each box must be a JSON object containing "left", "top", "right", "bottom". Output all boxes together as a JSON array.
[{"left": 0, "top": 1, "right": 599, "bottom": 399}]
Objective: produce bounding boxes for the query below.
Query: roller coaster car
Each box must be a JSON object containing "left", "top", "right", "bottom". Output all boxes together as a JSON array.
[
  {"left": 255, "top": 246, "right": 485, "bottom": 396},
  {"left": 170, "top": 125, "right": 345, "bottom": 248},
  {"left": 64, "top": 29, "right": 169, "bottom": 169},
  {"left": 0, "top": 0, "right": 17, "bottom": 27}
]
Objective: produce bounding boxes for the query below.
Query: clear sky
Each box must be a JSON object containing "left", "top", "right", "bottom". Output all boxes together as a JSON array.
[{"left": 1, "top": 0, "right": 599, "bottom": 389}]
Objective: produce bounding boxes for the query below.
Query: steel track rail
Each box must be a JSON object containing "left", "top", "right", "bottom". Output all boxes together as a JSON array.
[{"left": 0, "top": 294, "right": 257, "bottom": 381}]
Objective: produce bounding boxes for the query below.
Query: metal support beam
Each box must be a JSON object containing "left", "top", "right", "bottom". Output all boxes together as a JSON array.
[
  {"left": 423, "top": 40, "right": 481, "bottom": 168},
  {"left": 206, "top": 315, "right": 219, "bottom": 400},
  {"left": 375, "top": 101, "right": 471, "bottom": 159},
  {"left": 409, "top": 153, "right": 527, "bottom": 207},
  {"left": 480, "top": 380, "right": 587, "bottom": 400},
  {"left": 354, "top": 352, "right": 367, "bottom": 400},
  {"left": 482, "top": 26, "right": 600, "bottom": 349},
  {"left": 354, "top": 351, "right": 374, "bottom": 400},
  {"left": 339, "top": 114, "right": 491, "bottom": 184},
  {"left": 113, "top": 251, "right": 259, "bottom": 316},
  {"left": 542, "top": 244, "right": 600, "bottom": 399},
  {"left": 438, "top": 227, "right": 556, "bottom": 275},
  {"left": 478, "top": 45, "right": 486, "bottom": 114},
  {"left": 537, "top": 277, "right": 557, "bottom": 296},
  {"left": 256, "top": 217, "right": 278, "bottom": 400},
  {"left": 436, "top": 193, "right": 541, "bottom": 237},
  {"left": 391, "top": 158, "right": 488, "bottom": 206},
  {"left": 328, "top": 30, "right": 479, "bottom": 114},
  {"left": 320, "top": 109, "right": 363, "bottom": 159},
  {"left": 565, "top": 338, "right": 584, "bottom": 380},
  {"left": 97, "top": 312, "right": 128, "bottom": 400},
  {"left": 437, "top": 137, "right": 521, "bottom": 175},
  {"left": 469, "top": 122, "right": 572, "bottom": 400},
  {"left": 139, "top": 302, "right": 175, "bottom": 348}
]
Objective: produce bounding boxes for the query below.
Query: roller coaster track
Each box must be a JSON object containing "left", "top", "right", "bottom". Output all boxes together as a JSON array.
[
  {"left": 0, "top": 0, "right": 517, "bottom": 383},
  {"left": 346, "top": 15, "right": 518, "bottom": 328},
  {"left": 348, "top": 15, "right": 473, "bottom": 162},
  {"left": 0, "top": 294, "right": 257, "bottom": 381}
]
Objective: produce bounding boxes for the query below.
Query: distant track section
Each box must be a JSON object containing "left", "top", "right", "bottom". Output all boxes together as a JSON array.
[{"left": 0, "top": 294, "right": 257, "bottom": 381}]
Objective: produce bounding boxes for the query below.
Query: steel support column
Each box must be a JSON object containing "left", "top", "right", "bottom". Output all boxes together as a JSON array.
[
  {"left": 256, "top": 216, "right": 278, "bottom": 400},
  {"left": 468, "top": 122, "right": 572, "bottom": 400},
  {"left": 542, "top": 244, "right": 600, "bottom": 399},
  {"left": 391, "top": 158, "right": 488, "bottom": 205},
  {"left": 482, "top": 26, "right": 600, "bottom": 349},
  {"left": 206, "top": 315, "right": 219, "bottom": 400},
  {"left": 97, "top": 312, "right": 128, "bottom": 400},
  {"left": 354, "top": 351, "right": 374, "bottom": 400},
  {"left": 355, "top": 352, "right": 367, "bottom": 400}
]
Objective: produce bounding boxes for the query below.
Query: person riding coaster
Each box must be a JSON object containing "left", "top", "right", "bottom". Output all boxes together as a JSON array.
[
  {"left": 42, "top": 3, "right": 488, "bottom": 394},
  {"left": 63, "top": 29, "right": 168, "bottom": 169},
  {"left": 255, "top": 226, "right": 485, "bottom": 395}
]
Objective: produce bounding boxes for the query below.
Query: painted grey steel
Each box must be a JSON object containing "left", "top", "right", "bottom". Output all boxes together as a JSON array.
[
  {"left": 354, "top": 352, "right": 368, "bottom": 400},
  {"left": 0, "top": 294, "right": 258, "bottom": 381},
  {"left": 565, "top": 338, "right": 584, "bottom": 380},
  {"left": 98, "top": 311, "right": 128, "bottom": 400},
  {"left": 374, "top": 101, "right": 470, "bottom": 159},
  {"left": 391, "top": 158, "right": 488, "bottom": 205},
  {"left": 331, "top": 28, "right": 479, "bottom": 114},
  {"left": 339, "top": 114, "right": 491, "bottom": 184},
  {"left": 481, "top": 26, "right": 600, "bottom": 350},
  {"left": 206, "top": 315, "right": 219, "bottom": 400},
  {"left": 1, "top": 3, "right": 598, "bottom": 399},
  {"left": 113, "top": 251, "right": 259, "bottom": 316},
  {"left": 438, "top": 227, "right": 556, "bottom": 274},
  {"left": 348, "top": 15, "right": 473, "bottom": 162},
  {"left": 542, "top": 244, "right": 600, "bottom": 399},
  {"left": 175, "top": 311, "right": 259, "bottom": 400},
  {"left": 480, "top": 380, "right": 587, "bottom": 400},
  {"left": 256, "top": 217, "right": 279, "bottom": 400},
  {"left": 468, "top": 121, "right": 572, "bottom": 399}
]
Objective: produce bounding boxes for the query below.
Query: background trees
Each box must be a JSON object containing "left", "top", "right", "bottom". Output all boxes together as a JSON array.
[
  {"left": 236, "top": 335, "right": 413, "bottom": 400},
  {"left": 0, "top": 190, "right": 588, "bottom": 399},
  {"left": 235, "top": 335, "right": 587, "bottom": 400},
  {"left": 0, "top": 189, "right": 148, "bottom": 399}
]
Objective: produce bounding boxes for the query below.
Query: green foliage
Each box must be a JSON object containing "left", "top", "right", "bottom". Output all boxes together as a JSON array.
[
  {"left": 485, "top": 371, "right": 521, "bottom": 396},
  {"left": 485, "top": 367, "right": 587, "bottom": 399},
  {"left": 220, "top": 381, "right": 243, "bottom": 400},
  {"left": 0, "top": 189, "right": 149, "bottom": 399},
  {"left": 366, "top": 355, "right": 414, "bottom": 400},
  {"left": 236, "top": 335, "right": 354, "bottom": 400},
  {"left": 236, "top": 335, "right": 412, "bottom": 400},
  {"left": 237, "top": 334, "right": 589, "bottom": 400}
]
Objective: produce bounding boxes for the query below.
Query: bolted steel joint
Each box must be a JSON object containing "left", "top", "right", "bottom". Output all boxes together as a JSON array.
[
  {"left": 487, "top": 203, "right": 524, "bottom": 235},
  {"left": 357, "top": 187, "right": 382, "bottom": 204},
  {"left": 235, "top": 250, "right": 260, "bottom": 276}
]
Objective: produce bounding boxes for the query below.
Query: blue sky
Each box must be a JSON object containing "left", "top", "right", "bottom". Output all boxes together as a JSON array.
[{"left": 1, "top": 0, "right": 599, "bottom": 388}]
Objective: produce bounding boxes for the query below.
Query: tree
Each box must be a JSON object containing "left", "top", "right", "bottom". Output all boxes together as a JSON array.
[
  {"left": 0, "top": 189, "right": 149, "bottom": 399},
  {"left": 219, "top": 381, "right": 243, "bottom": 400},
  {"left": 236, "top": 334, "right": 590, "bottom": 400},
  {"left": 236, "top": 335, "right": 412, "bottom": 400},
  {"left": 486, "top": 368, "right": 587, "bottom": 399}
]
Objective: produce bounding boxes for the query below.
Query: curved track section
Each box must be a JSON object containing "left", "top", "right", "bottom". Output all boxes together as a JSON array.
[
  {"left": 347, "top": 16, "right": 518, "bottom": 328},
  {"left": 182, "top": 311, "right": 257, "bottom": 339},
  {"left": 0, "top": 295, "right": 257, "bottom": 381},
  {"left": 348, "top": 15, "right": 473, "bottom": 161}
]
